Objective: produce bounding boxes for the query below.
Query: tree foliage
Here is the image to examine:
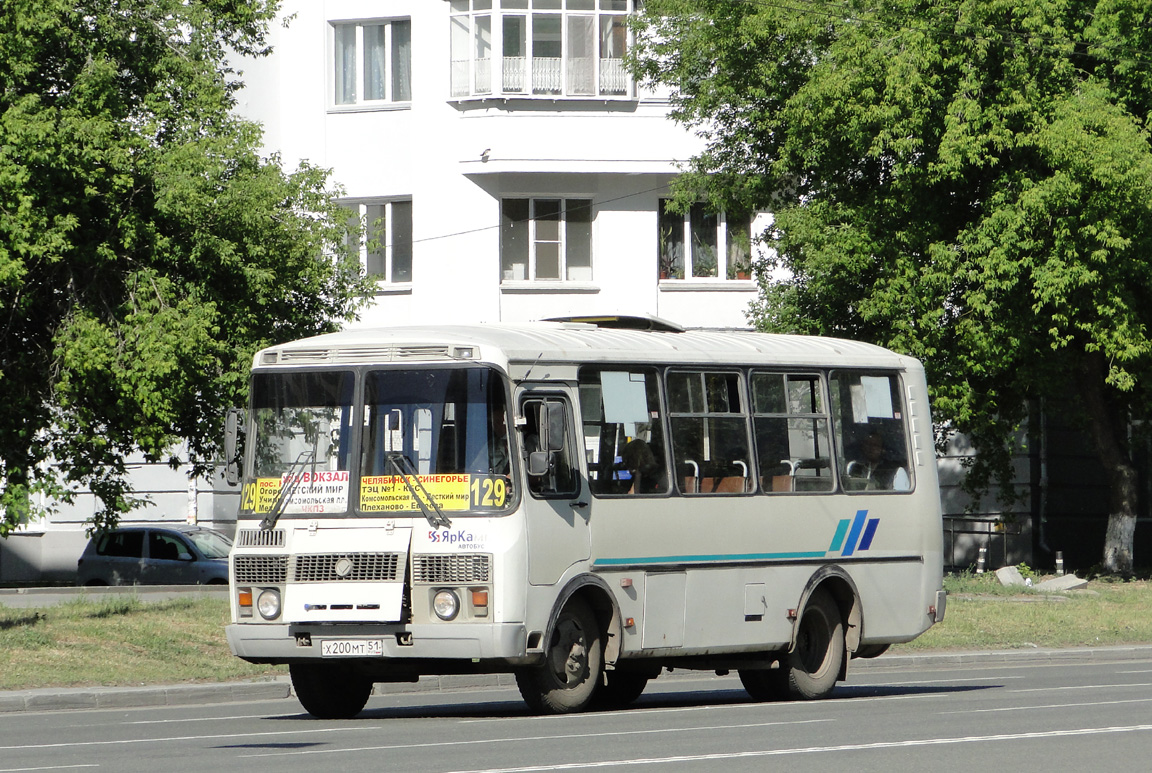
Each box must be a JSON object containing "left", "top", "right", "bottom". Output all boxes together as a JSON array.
[
  {"left": 633, "top": 0, "right": 1152, "bottom": 572},
  {"left": 0, "top": 0, "right": 373, "bottom": 534}
]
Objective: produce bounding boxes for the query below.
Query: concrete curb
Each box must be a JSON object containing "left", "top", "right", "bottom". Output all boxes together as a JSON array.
[{"left": 3, "top": 645, "right": 1150, "bottom": 714}]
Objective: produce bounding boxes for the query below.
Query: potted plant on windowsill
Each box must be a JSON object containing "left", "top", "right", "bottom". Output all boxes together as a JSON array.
[
  {"left": 658, "top": 228, "right": 684, "bottom": 280},
  {"left": 727, "top": 254, "right": 753, "bottom": 280}
]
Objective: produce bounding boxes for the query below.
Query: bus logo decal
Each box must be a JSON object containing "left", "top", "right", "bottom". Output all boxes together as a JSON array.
[{"left": 829, "top": 510, "right": 879, "bottom": 557}]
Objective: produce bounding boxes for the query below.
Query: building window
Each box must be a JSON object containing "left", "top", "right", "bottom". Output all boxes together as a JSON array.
[
  {"left": 658, "top": 200, "right": 753, "bottom": 281},
  {"left": 345, "top": 200, "right": 413, "bottom": 283},
  {"left": 333, "top": 19, "right": 412, "bottom": 106},
  {"left": 450, "top": 1, "right": 633, "bottom": 99},
  {"left": 501, "top": 198, "right": 592, "bottom": 282}
]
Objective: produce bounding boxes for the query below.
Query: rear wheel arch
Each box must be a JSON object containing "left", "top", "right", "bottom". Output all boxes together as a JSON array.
[{"left": 792, "top": 566, "right": 863, "bottom": 671}]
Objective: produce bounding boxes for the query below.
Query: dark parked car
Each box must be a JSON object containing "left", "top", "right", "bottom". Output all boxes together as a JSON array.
[{"left": 77, "top": 525, "right": 232, "bottom": 586}]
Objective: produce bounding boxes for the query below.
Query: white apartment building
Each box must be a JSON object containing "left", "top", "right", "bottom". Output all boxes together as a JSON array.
[
  {"left": 1, "top": 0, "right": 768, "bottom": 582},
  {"left": 238, "top": 0, "right": 764, "bottom": 329}
]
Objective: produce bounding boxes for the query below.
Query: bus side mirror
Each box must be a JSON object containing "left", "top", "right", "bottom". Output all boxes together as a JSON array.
[
  {"left": 527, "top": 450, "right": 551, "bottom": 477},
  {"left": 224, "top": 408, "right": 242, "bottom": 486}
]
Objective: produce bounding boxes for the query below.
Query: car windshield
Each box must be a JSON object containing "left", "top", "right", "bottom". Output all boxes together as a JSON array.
[{"left": 186, "top": 530, "right": 232, "bottom": 559}]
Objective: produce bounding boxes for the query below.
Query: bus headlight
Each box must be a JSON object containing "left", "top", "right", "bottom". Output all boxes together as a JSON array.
[
  {"left": 433, "top": 590, "right": 460, "bottom": 621},
  {"left": 257, "top": 589, "right": 281, "bottom": 620}
]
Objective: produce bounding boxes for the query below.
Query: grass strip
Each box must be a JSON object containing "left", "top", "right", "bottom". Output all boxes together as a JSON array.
[{"left": 3, "top": 575, "right": 1151, "bottom": 691}]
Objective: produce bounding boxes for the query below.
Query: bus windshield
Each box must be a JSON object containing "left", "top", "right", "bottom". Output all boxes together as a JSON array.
[
  {"left": 241, "top": 371, "right": 354, "bottom": 516},
  {"left": 360, "top": 367, "right": 513, "bottom": 515}
]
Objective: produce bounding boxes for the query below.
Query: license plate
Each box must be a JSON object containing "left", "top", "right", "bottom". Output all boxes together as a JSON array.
[{"left": 321, "top": 639, "right": 384, "bottom": 657}]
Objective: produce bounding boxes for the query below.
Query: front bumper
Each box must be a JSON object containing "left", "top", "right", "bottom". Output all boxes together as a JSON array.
[{"left": 226, "top": 622, "right": 529, "bottom": 664}]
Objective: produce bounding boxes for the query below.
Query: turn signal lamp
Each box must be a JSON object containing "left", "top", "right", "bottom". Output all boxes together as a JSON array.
[
  {"left": 238, "top": 587, "right": 254, "bottom": 618},
  {"left": 471, "top": 589, "right": 489, "bottom": 617}
]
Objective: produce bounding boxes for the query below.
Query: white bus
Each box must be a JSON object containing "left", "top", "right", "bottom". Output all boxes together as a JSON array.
[{"left": 225, "top": 316, "right": 945, "bottom": 718}]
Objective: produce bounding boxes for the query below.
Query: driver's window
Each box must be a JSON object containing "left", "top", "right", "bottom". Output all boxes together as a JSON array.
[{"left": 520, "top": 396, "right": 579, "bottom": 498}]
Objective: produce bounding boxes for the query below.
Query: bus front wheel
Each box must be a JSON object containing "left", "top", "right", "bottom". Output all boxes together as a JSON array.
[
  {"left": 516, "top": 598, "right": 602, "bottom": 714},
  {"left": 290, "top": 663, "right": 373, "bottom": 719}
]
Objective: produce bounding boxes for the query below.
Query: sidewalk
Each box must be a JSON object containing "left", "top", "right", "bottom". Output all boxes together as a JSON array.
[{"left": 4, "top": 644, "right": 1151, "bottom": 714}]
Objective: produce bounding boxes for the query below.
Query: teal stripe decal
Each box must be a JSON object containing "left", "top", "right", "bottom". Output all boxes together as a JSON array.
[
  {"left": 594, "top": 551, "right": 828, "bottom": 567},
  {"left": 828, "top": 519, "right": 850, "bottom": 552}
]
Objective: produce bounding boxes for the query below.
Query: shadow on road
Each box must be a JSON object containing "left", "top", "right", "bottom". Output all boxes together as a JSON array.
[{"left": 257, "top": 681, "right": 998, "bottom": 723}]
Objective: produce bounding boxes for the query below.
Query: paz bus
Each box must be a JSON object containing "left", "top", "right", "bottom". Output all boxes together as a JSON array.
[{"left": 225, "top": 316, "right": 945, "bottom": 718}]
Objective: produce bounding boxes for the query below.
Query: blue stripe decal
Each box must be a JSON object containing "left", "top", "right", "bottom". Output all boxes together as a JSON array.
[
  {"left": 841, "top": 509, "right": 869, "bottom": 557},
  {"left": 858, "top": 518, "right": 879, "bottom": 551},
  {"left": 594, "top": 551, "right": 828, "bottom": 567},
  {"left": 828, "top": 519, "right": 850, "bottom": 553}
]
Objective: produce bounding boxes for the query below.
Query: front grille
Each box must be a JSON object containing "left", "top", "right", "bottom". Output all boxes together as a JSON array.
[
  {"left": 234, "top": 555, "right": 288, "bottom": 584},
  {"left": 235, "top": 529, "right": 286, "bottom": 548},
  {"left": 412, "top": 554, "right": 491, "bottom": 584},
  {"left": 293, "top": 553, "right": 400, "bottom": 582}
]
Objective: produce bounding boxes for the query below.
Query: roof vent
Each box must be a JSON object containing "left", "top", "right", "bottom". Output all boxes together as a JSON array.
[{"left": 542, "top": 314, "right": 685, "bottom": 333}]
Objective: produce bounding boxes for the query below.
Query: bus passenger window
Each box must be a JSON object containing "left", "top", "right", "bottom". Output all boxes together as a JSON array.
[
  {"left": 751, "top": 372, "right": 834, "bottom": 493},
  {"left": 578, "top": 368, "right": 669, "bottom": 496},
  {"left": 830, "top": 371, "right": 913, "bottom": 492},
  {"left": 668, "top": 371, "right": 751, "bottom": 494}
]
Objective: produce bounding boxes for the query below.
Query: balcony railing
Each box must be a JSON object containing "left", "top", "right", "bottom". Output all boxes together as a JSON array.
[{"left": 454, "top": 56, "right": 633, "bottom": 99}]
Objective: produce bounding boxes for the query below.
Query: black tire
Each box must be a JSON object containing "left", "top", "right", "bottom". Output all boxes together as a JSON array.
[
  {"left": 516, "top": 598, "right": 602, "bottom": 714},
  {"left": 778, "top": 588, "right": 844, "bottom": 700},
  {"left": 593, "top": 670, "right": 649, "bottom": 709},
  {"left": 290, "top": 663, "right": 373, "bottom": 719},
  {"left": 737, "top": 667, "right": 789, "bottom": 702}
]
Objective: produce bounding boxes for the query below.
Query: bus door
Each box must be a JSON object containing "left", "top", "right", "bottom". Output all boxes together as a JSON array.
[{"left": 518, "top": 388, "right": 590, "bottom": 586}]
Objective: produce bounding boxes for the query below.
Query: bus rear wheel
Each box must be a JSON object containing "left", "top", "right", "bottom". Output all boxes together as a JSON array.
[
  {"left": 780, "top": 588, "right": 844, "bottom": 700},
  {"left": 593, "top": 670, "right": 650, "bottom": 709},
  {"left": 739, "top": 588, "right": 844, "bottom": 702},
  {"left": 516, "top": 598, "right": 602, "bottom": 714},
  {"left": 290, "top": 663, "right": 373, "bottom": 719}
]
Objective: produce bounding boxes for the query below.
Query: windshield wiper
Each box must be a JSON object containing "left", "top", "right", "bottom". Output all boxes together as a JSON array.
[
  {"left": 260, "top": 450, "right": 314, "bottom": 531},
  {"left": 385, "top": 451, "right": 452, "bottom": 530}
]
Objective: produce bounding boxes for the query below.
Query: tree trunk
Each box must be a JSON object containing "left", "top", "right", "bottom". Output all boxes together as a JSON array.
[{"left": 1076, "top": 353, "right": 1137, "bottom": 575}]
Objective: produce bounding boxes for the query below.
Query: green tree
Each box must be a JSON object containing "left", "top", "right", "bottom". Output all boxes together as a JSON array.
[
  {"left": 633, "top": 0, "right": 1152, "bottom": 573},
  {"left": 0, "top": 0, "right": 373, "bottom": 535}
]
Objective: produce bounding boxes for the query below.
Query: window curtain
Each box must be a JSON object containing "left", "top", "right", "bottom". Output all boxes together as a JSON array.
[{"left": 392, "top": 20, "right": 412, "bottom": 101}]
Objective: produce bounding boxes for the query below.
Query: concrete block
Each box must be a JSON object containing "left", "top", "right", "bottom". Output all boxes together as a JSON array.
[
  {"left": 0, "top": 694, "right": 28, "bottom": 713},
  {"left": 25, "top": 691, "right": 99, "bottom": 711},
  {"left": 1036, "top": 574, "right": 1089, "bottom": 592},
  {"left": 96, "top": 688, "right": 167, "bottom": 709},
  {"left": 163, "top": 684, "right": 237, "bottom": 705},
  {"left": 438, "top": 674, "right": 503, "bottom": 690},
  {"left": 228, "top": 681, "right": 292, "bottom": 702},
  {"left": 995, "top": 565, "right": 1028, "bottom": 586}
]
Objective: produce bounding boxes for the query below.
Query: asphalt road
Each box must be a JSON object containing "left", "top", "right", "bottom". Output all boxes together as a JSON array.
[{"left": 4, "top": 655, "right": 1151, "bottom": 773}]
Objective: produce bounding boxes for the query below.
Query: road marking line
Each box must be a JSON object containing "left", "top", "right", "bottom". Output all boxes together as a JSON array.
[
  {"left": 236, "top": 719, "right": 834, "bottom": 759},
  {"left": 945, "top": 697, "right": 1152, "bottom": 714},
  {"left": 1011, "top": 682, "right": 1152, "bottom": 693},
  {"left": 436, "top": 724, "right": 1152, "bottom": 772},
  {"left": 867, "top": 676, "right": 1023, "bottom": 685},
  {"left": 0, "top": 726, "right": 381, "bottom": 752}
]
